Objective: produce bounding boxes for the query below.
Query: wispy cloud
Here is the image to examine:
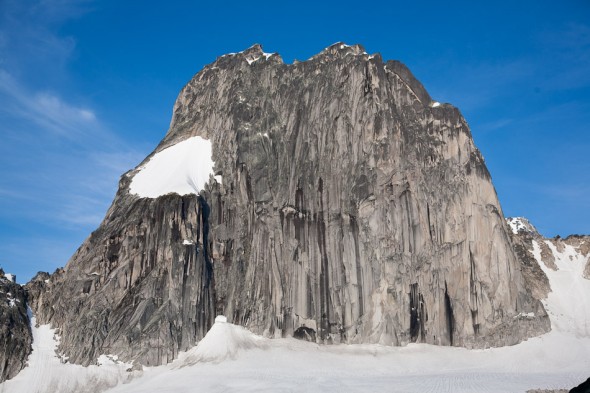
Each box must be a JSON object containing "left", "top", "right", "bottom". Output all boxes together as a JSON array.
[
  {"left": 0, "top": 69, "right": 101, "bottom": 138},
  {"left": 476, "top": 118, "right": 514, "bottom": 133}
]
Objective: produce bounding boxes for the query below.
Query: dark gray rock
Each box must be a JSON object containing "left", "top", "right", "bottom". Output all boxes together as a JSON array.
[
  {"left": 30, "top": 43, "right": 550, "bottom": 367},
  {"left": 0, "top": 272, "right": 32, "bottom": 382},
  {"left": 570, "top": 377, "right": 590, "bottom": 393},
  {"left": 526, "top": 390, "right": 568, "bottom": 393}
]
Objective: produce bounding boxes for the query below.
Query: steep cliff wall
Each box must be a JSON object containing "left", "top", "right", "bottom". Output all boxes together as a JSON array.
[
  {"left": 31, "top": 43, "right": 549, "bottom": 367},
  {"left": 0, "top": 272, "right": 32, "bottom": 382}
]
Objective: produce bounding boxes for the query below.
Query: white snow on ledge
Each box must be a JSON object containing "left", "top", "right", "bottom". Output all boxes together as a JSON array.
[{"left": 129, "top": 136, "right": 214, "bottom": 198}]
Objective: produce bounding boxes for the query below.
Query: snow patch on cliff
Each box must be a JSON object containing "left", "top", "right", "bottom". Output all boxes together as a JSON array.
[{"left": 129, "top": 136, "right": 214, "bottom": 198}]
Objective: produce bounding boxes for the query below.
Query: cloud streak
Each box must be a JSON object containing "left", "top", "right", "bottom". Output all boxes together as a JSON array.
[{"left": 0, "top": 69, "right": 100, "bottom": 138}]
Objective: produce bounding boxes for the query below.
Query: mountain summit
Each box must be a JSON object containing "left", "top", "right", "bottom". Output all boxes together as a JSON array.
[{"left": 23, "top": 43, "right": 550, "bottom": 369}]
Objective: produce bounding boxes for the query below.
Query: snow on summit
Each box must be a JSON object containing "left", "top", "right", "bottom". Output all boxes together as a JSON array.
[{"left": 129, "top": 136, "right": 214, "bottom": 198}]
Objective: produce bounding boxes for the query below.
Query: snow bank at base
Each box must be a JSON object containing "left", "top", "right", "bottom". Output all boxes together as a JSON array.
[
  {"left": 129, "top": 136, "right": 214, "bottom": 198},
  {"left": 0, "top": 312, "right": 136, "bottom": 393},
  {"left": 105, "top": 326, "right": 590, "bottom": 393},
  {"left": 176, "top": 315, "right": 268, "bottom": 365}
]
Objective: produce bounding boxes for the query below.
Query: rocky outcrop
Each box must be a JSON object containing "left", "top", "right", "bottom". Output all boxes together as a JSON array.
[
  {"left": 30, "top": 43, "right": 549, "bottom": 367},
  {"left": 510, "top": 217, "right": 590, "bottom": 280},
  {"left": 546, "top": 235, "right": 590, "bottom": 280},
  {"left": 0, "top": 271, "right": 32, "bottom": 382},
  {"left": 559, "top": 235, "right": 590, "bottom": 279},
  {"left": 570, "top": 377, "right": 590, "bottom": 393},
  {"left": 505, "top": 218, "right": 551, "bottom": 300}
]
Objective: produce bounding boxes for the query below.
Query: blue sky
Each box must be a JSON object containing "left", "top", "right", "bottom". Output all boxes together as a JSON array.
[{"left": 1, "top": 0, "right": 588, "bottom": 283}]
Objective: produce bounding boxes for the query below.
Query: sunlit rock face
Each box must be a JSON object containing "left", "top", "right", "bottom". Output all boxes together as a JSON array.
[{"left": 30, "top": 43, "right": 549, "bottom": 367}]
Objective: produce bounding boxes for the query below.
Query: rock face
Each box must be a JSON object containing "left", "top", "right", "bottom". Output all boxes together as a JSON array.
[
  {"left": 505, "top": 218, "right": 551, "bottom": 301},
  {"left": 0, "top": 271, "right": 32, "bottom": 382},
  {"left": 30, "top": 43, "right": 549, "bottom": 367}
]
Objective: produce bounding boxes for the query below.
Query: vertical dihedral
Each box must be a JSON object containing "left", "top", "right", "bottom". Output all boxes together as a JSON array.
[
  {"left": 350, "top": 215, "right": 364, "bottom": 318},
  {"left": 469, "top": 248, "right": 480, "bottom": 335},
  {"left": 408, "top": 283, "right": 427, "bottom": 342},
  {"left": 317, "top": 177, "right": 332, "bottom": 341},
  {"left": 444, "top": 282, "right": 454, "bottom": 346}
]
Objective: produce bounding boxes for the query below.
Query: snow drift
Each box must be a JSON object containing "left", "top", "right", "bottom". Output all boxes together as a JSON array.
[{"left": 176, "top": 315, "right": 269, "bottom": 365}]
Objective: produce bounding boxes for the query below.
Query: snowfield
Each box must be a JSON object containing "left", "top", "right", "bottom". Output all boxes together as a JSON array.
[
  {"left": 0, "top": 312, "right": 133, "bottom": 393},
  {"left": 129, "top": 136, "right": 215, "bottom": 198},
  {"left": 2, "top": 240, "right": 589, "bottom": 393}
]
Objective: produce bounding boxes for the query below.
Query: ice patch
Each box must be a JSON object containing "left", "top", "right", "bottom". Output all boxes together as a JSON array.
[
  {"left": 431, "top": 101, "right": 441, "bottom": 108},
  {"left": 129, "top": 136, "right": 214, "bottom": 198},
  {"left": 513, "top": 312, "right": 535, "bottom": 319},
  {"left": 182, "top": 239, "right": 193, "bottom": 245},
  {"left": 5, "top": 273, "right": 15, "bottom": 282},
  {"left": 97, "top": 355, "right": 126, "bottom": 366}
]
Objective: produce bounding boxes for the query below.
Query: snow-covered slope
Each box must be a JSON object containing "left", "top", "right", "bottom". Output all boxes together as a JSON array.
[
  {"left": 129, "top": 136, "right": 214, "bottom": 198},
  {"left": 0, "top": 312, "right": 134, "bottom": 393},
  {"left": 532, "top": 239, "right": 590, "bottom": 336},
  {"left": 107, "top": 325, "right": 589, "bottom": 393}
]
